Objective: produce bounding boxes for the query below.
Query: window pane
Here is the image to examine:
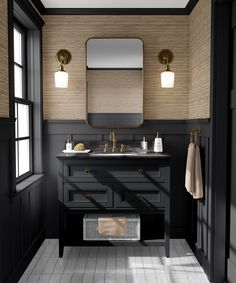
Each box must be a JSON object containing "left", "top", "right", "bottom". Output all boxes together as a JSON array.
[
  {"left": 18, "top": 103, "right": 29, "bottom": 138},
  {"left": 15, "top": 103, "right": 18, "bottom": 138},
  {"left": 15, "top": 142, "right": 19, "bottom": 178},
  {"left": 14, "top": 28, "right": 22, "bottom": 65},
  {"left": 19, "top": 139, "right": 30, "bottom": 176},
  {"left": 14, "top": 65, "right": 23, "bottom": 98}
]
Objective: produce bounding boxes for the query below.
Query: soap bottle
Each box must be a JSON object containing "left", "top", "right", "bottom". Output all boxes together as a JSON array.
[
  {"left": 66, "top": 139, "right": 72, "bottom": 151},
  {"left": 141, "top": 136, "right": 148, "bottom": 150},
  {"left": 154, "top": 132, "right": 163, "bottom": 153}
]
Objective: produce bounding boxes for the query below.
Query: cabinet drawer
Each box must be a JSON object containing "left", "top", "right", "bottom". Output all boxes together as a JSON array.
[
  {"left": 115, "top": 183, "right": 166, "bottom": 209},
  {"left": 108, "top": 166, "right": 165, "bottom": 182},
  {"left": 64, "top": 183, "right": 113, "bottom": 208},
  {"left": 65, "top": 165, "right": 106, "bottom": 180},
  {"left": 64, "top": 163, "right": 165, "bottom": 182}
]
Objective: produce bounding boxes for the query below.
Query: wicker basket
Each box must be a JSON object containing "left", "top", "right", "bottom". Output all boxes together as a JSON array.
[{"left": 83, "top": 214, "right": 140, "bottom": 241}]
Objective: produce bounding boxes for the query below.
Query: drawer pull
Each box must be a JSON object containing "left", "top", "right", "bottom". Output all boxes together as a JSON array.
[
  {"left": 138, "top": 168, "right": 144, "bottom": 174},
  {"left": 84, "top": 169, "right": 90, "bottom": 174},
  {"left": 84, "top": 193, "right": 91, "bottom": 199},
  {"left": 137, "top": 194, "right": 144, "bottom": 200}
]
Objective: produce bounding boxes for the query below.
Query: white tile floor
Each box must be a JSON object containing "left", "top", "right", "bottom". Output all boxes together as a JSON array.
[{"left": 18, "top": 239, "right": 209, "bottom": 283}]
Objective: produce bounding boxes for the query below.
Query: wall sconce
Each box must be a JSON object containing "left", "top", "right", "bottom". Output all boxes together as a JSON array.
[
  {"left": 54, "top": 49, "right": 72, "bottom": 88},
  {"left": 158, "top": 49, "right": 175, "bottom": 88}
]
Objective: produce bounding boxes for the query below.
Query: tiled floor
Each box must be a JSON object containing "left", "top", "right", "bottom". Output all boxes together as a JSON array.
[{"left": 19, "top": 239, "right": 209, "bottom": 283}]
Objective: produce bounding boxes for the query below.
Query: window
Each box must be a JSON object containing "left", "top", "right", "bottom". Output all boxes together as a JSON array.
[{"left": 14, "top": 23, "right": 33, "bottom": 181}]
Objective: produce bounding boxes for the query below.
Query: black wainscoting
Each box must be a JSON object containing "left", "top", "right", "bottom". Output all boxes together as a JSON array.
[
  {"left": 186, "top": 120, "right": 212, "bottom": 277},
  {"left": 0, "top": 119, "right": 45, "bottom": 283},
  {"left": 43, "top": 119, "right": 211, "bottom": 254}
]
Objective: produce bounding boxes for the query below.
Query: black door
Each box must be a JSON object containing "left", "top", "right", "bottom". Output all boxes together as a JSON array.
[{"left": 227, "top": 2, "right": 236, "bottom": 282}]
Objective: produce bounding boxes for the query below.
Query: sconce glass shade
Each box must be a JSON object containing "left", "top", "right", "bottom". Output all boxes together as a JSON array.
[
  {"left": 161, "top": 70, "right": 175, "bottom": 88},
  {"left": 54, "top": 70, "right": 69, "bottom": 88},
  {"left": 54, "top": 49, "right": 72, "bottom": 88}
]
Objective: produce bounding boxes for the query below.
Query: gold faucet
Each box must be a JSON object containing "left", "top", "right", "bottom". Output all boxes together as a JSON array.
[{"left": 110, "top": 130, "right": 117, "bottom": 152}]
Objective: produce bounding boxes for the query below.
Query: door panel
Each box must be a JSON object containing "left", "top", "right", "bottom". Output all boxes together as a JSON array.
[{"left": 227, "top": 2, "right": 236, "bottom": 282}]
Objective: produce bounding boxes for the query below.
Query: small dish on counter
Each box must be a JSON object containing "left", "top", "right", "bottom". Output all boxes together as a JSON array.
[{"left": 62, "top": 149, "right": 91, "bottom": 154}]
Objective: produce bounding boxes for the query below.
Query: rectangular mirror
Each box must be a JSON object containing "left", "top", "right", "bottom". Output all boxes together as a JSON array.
[{"left": 86, "top": 38, "right": 143, "bottom": 128}]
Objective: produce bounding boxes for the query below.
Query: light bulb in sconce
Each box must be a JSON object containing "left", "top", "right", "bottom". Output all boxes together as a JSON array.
[
  {"left": 158, "top": 49, "right": 175, "bottom": 88},
  {"left": 54, "top": 49, "right": 72, "bottom": 88}
]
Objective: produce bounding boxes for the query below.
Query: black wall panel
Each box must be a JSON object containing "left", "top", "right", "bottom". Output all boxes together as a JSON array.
[
  {"left": 43, "top": 119, "right": 211, "bottom": 247},
  {"left": 0, "top": 119, "right": 45, "bottom": 283}
]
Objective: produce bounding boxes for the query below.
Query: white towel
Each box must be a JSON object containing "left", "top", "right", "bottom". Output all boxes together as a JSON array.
[
  {"left": 185, "top": 143, "right": 204, "bottom": 199},
  {"left": 185, "top": 143, "right": 196, "bottom": 193},
  {"left": 193, "top": 145, "right": 203, "bottom": 199},
  {"left": 98, "top": 217, "right": 126, "bottom": 236}
]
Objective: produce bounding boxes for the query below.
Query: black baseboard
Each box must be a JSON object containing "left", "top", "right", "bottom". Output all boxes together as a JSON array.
[
  {"left": 227, "top": 258, "right": 236, "bottom": 283},
  {"left": 170, "top": 227, "right": 187, "bottom": 238},
  {"left": 6, "top": 230, "right": 45, "bottom": 283},
  {"left": 194, "top": 244, "right": 211, "bottom": 282}
]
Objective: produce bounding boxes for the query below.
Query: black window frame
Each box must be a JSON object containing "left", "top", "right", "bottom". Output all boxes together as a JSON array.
[{"left": 13, "top": 21, "right": 33, "bottom": 183}]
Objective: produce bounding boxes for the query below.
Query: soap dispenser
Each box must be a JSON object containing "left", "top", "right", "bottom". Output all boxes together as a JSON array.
[
  {"left": 141, "top": 136, "right": 148, "bottom": 150},
  {"left": 66, "top": 139, "right": 73, "bottom": 151},
  {"left": 154, "top": 132, "right": 163, "bottom": 153}
]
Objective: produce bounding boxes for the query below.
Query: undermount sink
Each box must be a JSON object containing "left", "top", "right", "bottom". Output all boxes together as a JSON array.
[{"left": 92, "top": 152, "right": 138, "bottom": 156}]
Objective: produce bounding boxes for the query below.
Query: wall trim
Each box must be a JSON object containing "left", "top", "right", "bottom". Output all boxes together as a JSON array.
[
  {"left": 14, "top": 0, "right": 44, "bottom": 28},
  {"left": 194, "top": 244, "right": 210, "bottom": 277},
  {"left": 0, "top": 118, "right": 15, "bottom": 140},
  {"left": 210, "top": 1, "right": 231, "bottom": 282},
  {"left": 30, "top": 0, "right": 45, "bottom": 14},
  {"left": 43, "top": 119, "right": 210, "bottom": 135},
  {"left": 31, "top": 0, "right": 198, "bottom": 15}
]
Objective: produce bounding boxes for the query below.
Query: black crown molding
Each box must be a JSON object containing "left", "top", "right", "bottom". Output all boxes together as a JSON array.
[
  {"left": 30, "top": 0, "right": 46, "bottom": 14},
  {"left": 30, "top": 0, "right": 198, "bottom": 15},
  {"left": 15, "top": 0, "right": 45, "bottom": 27}
]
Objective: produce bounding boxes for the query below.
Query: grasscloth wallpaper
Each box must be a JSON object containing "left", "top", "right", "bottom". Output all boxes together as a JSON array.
[
  {"left": 0, "top": 0, "right": 9, "bottom": 118},
  {"left": 189, "top": 0, "right": 211, "bottom": 119},
  {"left": 42, "top": 0, "right": 210, "bottom": 121},
  {"left": 43, "top": 15, "right": 189, "bottom": 120}
]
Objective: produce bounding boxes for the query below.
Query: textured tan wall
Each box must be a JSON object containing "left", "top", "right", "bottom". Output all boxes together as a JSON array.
[
  {"left": 87, "top": 70, "right": 143, "bottom": 113},
  {"left": 43, "top": 15, "right": 189, "bottom": 120},
  {"left": 189, "top": 0, "right": 211, "bottom": 119},
  {"left": 0, "top": 0, "right": 9, "bottom": 117}
]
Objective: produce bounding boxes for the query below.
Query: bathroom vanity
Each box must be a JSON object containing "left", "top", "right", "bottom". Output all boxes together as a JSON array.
[{"left": 57, "top": 151, "right": 171, "bottom": 257}]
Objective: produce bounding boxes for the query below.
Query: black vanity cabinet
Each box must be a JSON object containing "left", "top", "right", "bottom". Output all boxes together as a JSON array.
[{"left": 57, "top": 154, "right": 171, "bottom": 257}]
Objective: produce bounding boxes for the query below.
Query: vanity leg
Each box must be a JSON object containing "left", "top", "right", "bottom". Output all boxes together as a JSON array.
[
  {"left": 165, "top": 206, "right": 170, "bottom": 258},
  {"left": 59, "top": 241, "right": 64, "bottom": 257},
  {"left": 165, "top": 236, "right": 170, "bottom": 258}
]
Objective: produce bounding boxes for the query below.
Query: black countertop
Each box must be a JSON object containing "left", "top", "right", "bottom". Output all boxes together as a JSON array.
[{"left": 56, "top": 151, "right": 171, "bottom": 159}]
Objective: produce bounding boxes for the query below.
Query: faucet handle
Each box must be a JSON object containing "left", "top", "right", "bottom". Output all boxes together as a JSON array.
[
  {"left": 104, "top": 143, "right": 109, "bottom": 152},
  {"left": 120, "top": 144, "right": 125, "bottom": 153},
  {"left": 110, "top": 130, "right": 116, "bottom": 141}
]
